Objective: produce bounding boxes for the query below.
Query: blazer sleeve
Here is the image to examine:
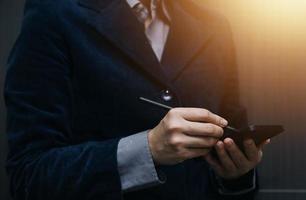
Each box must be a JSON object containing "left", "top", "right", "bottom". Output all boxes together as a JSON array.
[{"left": 4, "top": 2, "right": 122, "bottom": 200}]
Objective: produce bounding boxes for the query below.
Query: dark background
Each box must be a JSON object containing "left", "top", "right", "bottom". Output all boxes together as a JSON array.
[
  {"left": 0, "top": 0, "right": 305, "bottom": 199},
  {"left": 1, "top": 0, "right": 25, "bottom": 199}
]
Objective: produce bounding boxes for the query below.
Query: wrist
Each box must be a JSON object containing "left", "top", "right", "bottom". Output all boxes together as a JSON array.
[
  {"left": 148, "top": 129, "right": 160, "bottom": 166},
  {"left": 219, "top": 170, "right": 256, "bottom": 191}
]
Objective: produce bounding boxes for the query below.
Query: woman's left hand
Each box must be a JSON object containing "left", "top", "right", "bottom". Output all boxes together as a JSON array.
[{"left": 205, "top": 138, "right": 270, "bottom": 179}]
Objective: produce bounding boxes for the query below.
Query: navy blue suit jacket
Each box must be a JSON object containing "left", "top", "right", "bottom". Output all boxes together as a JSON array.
[{"left": 4, "top": 0, "right": 255, "bottom": 199}]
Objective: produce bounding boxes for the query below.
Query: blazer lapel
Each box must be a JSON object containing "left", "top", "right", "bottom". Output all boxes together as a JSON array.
[
  {"left": 162, "top": 0, "right": 215, "bottom": 81},
  {"left": 78, "top": 0, "right": 169, "bottom": 86}
]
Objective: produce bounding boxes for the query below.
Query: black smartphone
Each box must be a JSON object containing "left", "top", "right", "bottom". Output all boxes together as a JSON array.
[
  {"left": 222, "top": 125, "right": 284, "bottom": 149},
  {"left": 211, "top": 125, "right": 284, "bottom": 158}
]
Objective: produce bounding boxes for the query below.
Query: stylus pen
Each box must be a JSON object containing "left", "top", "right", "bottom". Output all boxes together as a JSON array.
[{"left": 139, "top": 97, "right": 240, "bottom": 133}]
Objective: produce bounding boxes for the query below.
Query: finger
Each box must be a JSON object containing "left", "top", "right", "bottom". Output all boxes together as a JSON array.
[
  {"left": 243, "top": 139, "right": 260, "bottom": 161},
  {"left": 258, "top": 139, "right": 271, "bottom": 150},
  {"left": 205, "top": 153, "right": 224, "bottom": 174},
  {"left": 259, "top": 150, "right": 263, "bottom": 160},
  {"left": 184, "top": 121, "right": 224, "bottom": 138},
  {"left": 174, "top": 108, "right": 228, "bottom": 127},
  {"left": 215, "top": 141, "right": 237, "bottom": 172},
  {"left": 181, "top": 134, "right": 218, "bottom": 148},
  {"left": 224, "top": 138, "right": 250, "bottom": 169}
]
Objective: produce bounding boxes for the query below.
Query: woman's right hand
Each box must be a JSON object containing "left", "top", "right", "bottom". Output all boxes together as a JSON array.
[{"left": 148, "top": 108, "right": 228, "bottom": 165}]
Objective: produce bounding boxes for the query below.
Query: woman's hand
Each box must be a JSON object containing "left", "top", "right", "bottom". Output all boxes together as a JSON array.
[
  {"left": 148, "top": 108, "right": 228, "bottom": 165},
  {"left": 205, "top": 138, "right": 270, "bottom": 179}
]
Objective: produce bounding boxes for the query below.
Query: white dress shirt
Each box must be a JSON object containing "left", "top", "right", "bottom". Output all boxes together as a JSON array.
[{"left": 127, "top": 0, "right": 170, "bottom": 61}]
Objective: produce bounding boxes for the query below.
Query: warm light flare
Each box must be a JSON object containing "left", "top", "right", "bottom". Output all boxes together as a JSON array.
[
  {"left": 248, "top": 0, "right": 306, "bottom": 27},
  {"left": 202, "top": 0, "right": 306, "bottom": 27},
  {"left": 200, "top": 0, "right": 306, "bottom": 119},
  {"left": 202, "top": 0, "right": 306, "bottom": 43},
  {"left": 259, "top": 0, "right": 306, "bottom": 15}
]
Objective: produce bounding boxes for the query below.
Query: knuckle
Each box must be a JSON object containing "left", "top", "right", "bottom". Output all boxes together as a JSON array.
[
  {"left": 169, "top": 135, "right": 183, "bottom": 148},
  {"left": 167, "top": 108, "right": 179, "bottom": 118},
  {"left": 164, "top": 111, "right": 183, "bottom": 133},
  {"left": 162, "top": 117, "right": 181, "bottom": 133},
  {"left": 166, "top": 120, "right": 181, "bottom": 132}
]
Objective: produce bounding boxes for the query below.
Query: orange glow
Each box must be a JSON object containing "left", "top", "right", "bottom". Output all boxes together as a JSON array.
[
  {"left": 199, "top": 0, "right": 306, "bottom": 123},
  {"left": 196, "top": 0, "right": 306, "bottom": 191},
  {"left": 201, "top": 0, "right": 306, "bottom": 40}
]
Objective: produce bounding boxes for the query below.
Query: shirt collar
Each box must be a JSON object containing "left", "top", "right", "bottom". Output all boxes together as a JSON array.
[
  {"left": 126, "top": 0, "right": 171, "bottom": 22},
  {"left": 126, "top": 0, "right": 140, "bottom": 8}
]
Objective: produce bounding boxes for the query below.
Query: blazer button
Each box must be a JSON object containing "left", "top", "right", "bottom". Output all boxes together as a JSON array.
[{"left": 161, "top": 90, "right": 173, "bottom": 102}]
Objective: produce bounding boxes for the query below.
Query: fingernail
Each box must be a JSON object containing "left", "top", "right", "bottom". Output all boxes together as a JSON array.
[
  {"left": 220, "top": 119, "right": 228, "bottom": 127},
  {"left": 225, "top": 138, "right": 233, "bottom": 145},
  {"left": 217, "top": 141, "right": 223, "bottom": 147}
]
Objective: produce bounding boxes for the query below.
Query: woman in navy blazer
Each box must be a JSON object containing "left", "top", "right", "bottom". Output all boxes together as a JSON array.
[{"left": 4, "top": 0, "right": 266, "bottom": 199}]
